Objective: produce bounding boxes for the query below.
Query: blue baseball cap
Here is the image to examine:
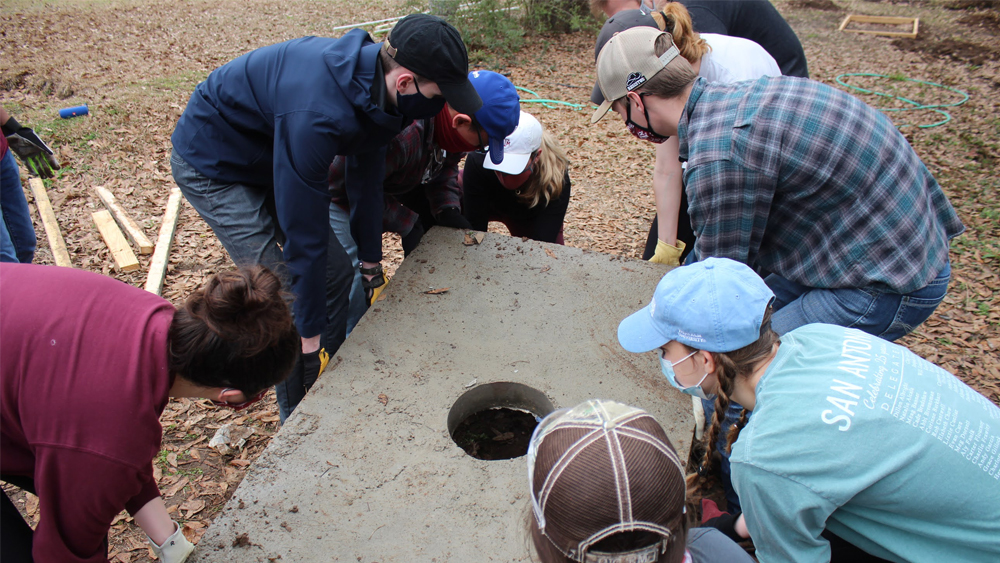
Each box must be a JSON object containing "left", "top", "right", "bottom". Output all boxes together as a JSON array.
[
  {"left": 617, "top": 258, "right": 775, "bottom": 353},
  {"left": 468, "top": 70, "right": 521, "bottom": 164}
]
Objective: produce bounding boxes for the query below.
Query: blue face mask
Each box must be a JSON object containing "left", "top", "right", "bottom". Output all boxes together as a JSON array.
[
  {"left": 396, "top": 79, "right": 446, "bottom": 119},
  {"left": 660, "top": 350, "right": 714, "bottom": 401}
]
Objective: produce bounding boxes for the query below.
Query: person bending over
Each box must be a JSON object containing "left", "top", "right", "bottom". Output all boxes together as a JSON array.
[
  {"left": 1, "top": 264, "right": 299, "bottom": 563},
  {"left": 593, "top": 26, "right": 962, "bottom": 344},
  {"left": 328, "top": 70, "right": 520, "bottom": 333},
  {"left": 591, "top": 5, "right": 780, "bottom": 265},
  {"left": 618, "top": 258, "right": 1000, "bottom": 563},
  {"left": 592, "top": 0, "right": 808, "bottom": 78},
  {"left": 527, "top": 399, "right": 753, "bottom": 563},
  {"left": 594, "top": 25, "right": 964, "bottom": 511},
  {"left": 462, "top": 111, "right": 571, "bottom": 245},
  {"left": 170, "top": 14, "right": 481, "bottom": 422}
]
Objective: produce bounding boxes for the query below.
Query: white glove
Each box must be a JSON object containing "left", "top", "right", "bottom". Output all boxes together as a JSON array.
[
  {"left": 692, "top": 395, "right": 705, "bottom": 440},
  {"left": 147, "top": 521, "right": 195, "bottom": 563}
]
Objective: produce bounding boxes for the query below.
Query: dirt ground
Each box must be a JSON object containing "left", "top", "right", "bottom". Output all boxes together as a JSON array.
[{"left": 1, "top": 0, "right": 998, "bottom": 560}]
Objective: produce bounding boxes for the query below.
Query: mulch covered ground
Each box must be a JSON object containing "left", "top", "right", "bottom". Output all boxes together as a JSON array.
[{"left": 1, "top": 0, "right": 997, "bottom": 560}]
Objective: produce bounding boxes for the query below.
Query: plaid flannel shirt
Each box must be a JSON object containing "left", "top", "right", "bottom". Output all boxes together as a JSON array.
[
  {"left": 678, "top": 76, "right": 964, "bottom": 293},
  {"left": 329, "top": 118, "right": 463, "bottom": 237}
]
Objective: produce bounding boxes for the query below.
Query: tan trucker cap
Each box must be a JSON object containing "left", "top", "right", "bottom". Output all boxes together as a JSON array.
[{"left": 591, "top": 26, "right": 680, "bottom": 124}]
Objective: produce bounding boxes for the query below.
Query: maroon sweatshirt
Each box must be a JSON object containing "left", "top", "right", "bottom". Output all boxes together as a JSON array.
[{"left": 1, "top": 263, "right": 175, "bottom": 562}]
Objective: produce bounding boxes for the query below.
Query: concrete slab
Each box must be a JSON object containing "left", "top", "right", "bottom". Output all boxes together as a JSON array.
[{"left": 192, "top": 228, "right": 693, "bottom": 563}]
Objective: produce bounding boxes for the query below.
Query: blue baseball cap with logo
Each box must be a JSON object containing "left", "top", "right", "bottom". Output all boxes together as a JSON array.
[
  {"left": 468, "top": 70, "right": 521, "bottom": 164},
  {"left": 617, "top": 258, "right": 775, "bottom": 353}
]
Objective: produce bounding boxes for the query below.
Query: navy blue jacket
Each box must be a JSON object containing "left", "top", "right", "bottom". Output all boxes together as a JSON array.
[{"left": 172, "top": 30, "right": 404, "bottom": 337}]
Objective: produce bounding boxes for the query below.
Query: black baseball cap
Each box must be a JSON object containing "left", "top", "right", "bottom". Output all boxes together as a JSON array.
[
  {"left": 591, "top": 9, "right": 661, "bottom": 105},
  {"left": 387, "top": 14, "right": 483, "bottom": 115}
]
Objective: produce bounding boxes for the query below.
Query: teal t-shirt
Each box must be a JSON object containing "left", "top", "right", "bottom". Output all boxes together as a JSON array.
[{"left": 730, "top": 324, "right": 1000, "bottom": 563}]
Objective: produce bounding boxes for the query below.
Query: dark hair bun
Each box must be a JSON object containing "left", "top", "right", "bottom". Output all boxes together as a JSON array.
[
  {"left": 168, "top": 266, "right": 299, "bottom": 394},
  {"left": 189, "top": 267, "right": 291, "bottom": 353}
]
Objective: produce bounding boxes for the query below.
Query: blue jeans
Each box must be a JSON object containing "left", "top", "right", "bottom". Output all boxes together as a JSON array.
[
  {"left": 329, "top": 202, "right": 366, "bottom": 336},
  {"left": 767, "top": 263, "right": 952, "bottom": 341},
  {"left": 170, "top": 149, "right": 353, "bottom": 423},
  {"left": 0, "top": 151, "right": 36, "bottom": 263},
  {"left": 704, "top": 262, "right": 952, "bottom": 512}
]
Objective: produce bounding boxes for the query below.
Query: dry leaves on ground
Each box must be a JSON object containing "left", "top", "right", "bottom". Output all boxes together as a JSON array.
[{"left": 1, "top": 1, "right": 998, "bottom": 560}]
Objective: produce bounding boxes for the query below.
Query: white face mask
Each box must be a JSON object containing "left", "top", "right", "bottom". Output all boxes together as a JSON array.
[{"left": 659, "top": 350, "right": 714, "bottom": 401}]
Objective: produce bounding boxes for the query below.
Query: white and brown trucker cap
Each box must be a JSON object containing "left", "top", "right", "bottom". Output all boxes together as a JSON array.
[
  {"left": 527, "top": 399, "right": 686, "bottom": 562},
  {"left": 591, "top": 26, "right": 680, "bottom": 124}
]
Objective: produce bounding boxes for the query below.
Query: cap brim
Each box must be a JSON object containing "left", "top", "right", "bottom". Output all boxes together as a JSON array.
[
  {"left": 484, "top": 151, "right": 530, "bottom": 174},
  {"left": 617, "top": 305, "right": 670, "bottom": 353},
  {"left": 440, "top": 78, "right": 483, "bottom": 116},
  {"left": 590, "top": 81, "right": 604, "bottom": 106},
  {"left": 590, "top": 99, "right": 614, "bottom": 125},
  {"left": 486, "top": 136, "right": 505, "bottom": 165}
]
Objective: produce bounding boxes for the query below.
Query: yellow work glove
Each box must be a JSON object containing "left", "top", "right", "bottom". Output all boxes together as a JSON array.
[
  {"left": 649, "top": 239, "right": 686, "bottom": 266},
  {"left": 361, "top": 263, "right": 389, "bottom": 307},
  {"left": 301, "top": 347, "right": 330, "bottom": 392}
]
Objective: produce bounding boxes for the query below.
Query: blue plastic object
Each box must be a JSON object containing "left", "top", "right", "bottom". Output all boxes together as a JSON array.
[{"left": 59, "top": 104, "right": 89, "bottom": 119}]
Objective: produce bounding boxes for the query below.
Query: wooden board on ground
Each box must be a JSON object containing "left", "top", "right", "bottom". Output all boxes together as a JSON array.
[
  {"left": 92, "top": 209, "right": 140, "bottom": 272},
  {"left": 27, "top": 178, "right": 73, "bottom": 268},
  {"left": 838, "top": 14, "right": 919, "bottom": 38},
  {"left": 94, "top": 185, "right": 154, "bottom": 254},
  {"left": 144, "top": 187, "right": 183, "bottom": 295}
]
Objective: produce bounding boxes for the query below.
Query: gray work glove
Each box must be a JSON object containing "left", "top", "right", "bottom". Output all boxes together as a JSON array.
[
  {"left": 5, "top": 122, "right": 59, "bottom": 179},
  {"left": 147, "top": 521, "right": 195, "bottom": 563}
]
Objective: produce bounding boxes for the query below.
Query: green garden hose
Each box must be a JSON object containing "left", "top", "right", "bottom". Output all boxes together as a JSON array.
[
  {"left": 835, "top": 73, "right": 969, "bottom": 128},
  {"left": 515, "top": 86, "right": 587, "bottom": 111},
  {"left": 513, "top": 76, "right": 969, "bottom": 128}
]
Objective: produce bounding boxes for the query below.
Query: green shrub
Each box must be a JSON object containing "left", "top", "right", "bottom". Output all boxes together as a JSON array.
[{"left": 406, "top": 0, "right": 598, "bottom": 64}]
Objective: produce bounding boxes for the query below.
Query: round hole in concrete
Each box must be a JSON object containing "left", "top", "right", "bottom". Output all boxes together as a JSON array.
[{"left": 448, "top": 382, "right": 554, "bottom": 460}]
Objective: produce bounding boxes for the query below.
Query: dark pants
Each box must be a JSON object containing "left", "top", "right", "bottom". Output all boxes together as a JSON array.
[
  {"left": 171, "top": 149, "right": 353, "bottom": 423},
  {"left": 396, "top": 190, "right": 440, "bottom": 238},
  {"left": 641, "top": 186, "right": 694, "bottom": 262},
  {"left": 824, "top": 529, "right": 893, "bottom": 563},
  {"left": 2, "top": 475, "right": 36, "bottom": 562},
  {"left": 2, "top": 475, "right": 112, "bottom": 562}
]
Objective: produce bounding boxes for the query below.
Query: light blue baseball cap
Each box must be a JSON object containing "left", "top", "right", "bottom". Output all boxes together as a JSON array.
[{"left": 617, "top": 258, "right": 775, "bottom": 353}]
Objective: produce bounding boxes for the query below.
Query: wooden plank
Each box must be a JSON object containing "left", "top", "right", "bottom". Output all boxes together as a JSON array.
[
  {"left": 839, "top": 14, "right": 919, "bottom": 39},
  {"left": 847, "top": 15, "right": 916, "bottom": 25},
  {"left": 144, "top": 187, "right": 183, "bottom": 295},
  {"left": 27, "top": 178, "right": 73, "bottom": 268},
  {"left": 92, "top": 209, "right": 140, "bottom": 272},
  {"left": 838, "top": 14, "right": 852, "bottom": 32},
  {"left": 844, "top": 28, "right": 918, "bottom": 38},
  {"left": 94, "top": 185, "right": 154, "bottom": 254}
]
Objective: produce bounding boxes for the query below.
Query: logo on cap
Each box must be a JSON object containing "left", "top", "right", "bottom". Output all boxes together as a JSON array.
[
  {"left": 626, "top": 72, "right": 647, "bottom": 92},
  {"left": 678, "top": 329, "right": 705, "bottom": 343}
]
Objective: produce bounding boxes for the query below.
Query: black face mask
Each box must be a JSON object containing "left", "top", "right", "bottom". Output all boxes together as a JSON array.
[{"left": 396, "top": 79, "right": 446, "bottom": 119}]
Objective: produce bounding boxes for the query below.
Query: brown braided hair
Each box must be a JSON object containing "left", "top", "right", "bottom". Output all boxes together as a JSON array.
[{"left": 691, "top": 308, "right": 779, "bottom": 481}]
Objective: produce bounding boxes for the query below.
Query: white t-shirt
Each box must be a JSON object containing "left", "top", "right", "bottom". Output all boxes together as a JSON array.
[{"left": 698, "top": 33, "right": 781, "bottom": 83}]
